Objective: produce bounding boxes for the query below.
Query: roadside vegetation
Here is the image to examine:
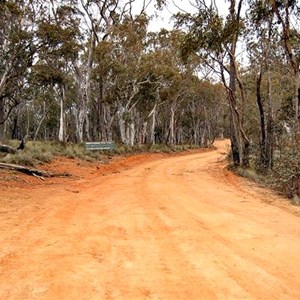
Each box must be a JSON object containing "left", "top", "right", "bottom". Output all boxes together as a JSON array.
[
  {"left": 229, "top": 138, "right": 300, "bottom": 203},
  {"left": 0, "top": 140, "right": 205, "bottom": 167}
]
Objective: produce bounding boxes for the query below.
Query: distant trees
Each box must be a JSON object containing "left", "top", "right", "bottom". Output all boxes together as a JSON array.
[
  {"left": 0, "top": 0, "right": 37, "bottom": 142},
  {"left": 0, "top": 0, "right": 297, "bottom": 196},
  {"left": 2, "top": 0, "right": 300, "bottom": 196},
  {"left": 5, "top": 0, "right": 298, "bottom": 165},
  {"left": 164, "top": 0, "right": 299, "bottom": 172},
  {"left": 271, "top": 0, "right": 300, "bottom": 142},
  {"left": 0, "top": 0, "right": 227, "bottom": 147},
  {"left": 175, "top": 0, "right": 251, "bottom": 166}
]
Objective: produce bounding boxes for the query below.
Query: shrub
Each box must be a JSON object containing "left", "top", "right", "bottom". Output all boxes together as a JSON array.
[
  {"left": 272, "top": 144, "right": 300, "bottom": 198},
  {"left": 291, "top": 195, "right": 300, "bottom": 206},
  {"left": 0, "top": 140, "right": 206, "bottom": 167},
  {"left": 233, "top": 165, "right": 269, "bottom": 185}
]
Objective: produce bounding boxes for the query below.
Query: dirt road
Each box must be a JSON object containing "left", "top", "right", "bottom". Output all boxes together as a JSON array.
[{"left": 1, "top": 140, "right": 300, "bottom": 299}]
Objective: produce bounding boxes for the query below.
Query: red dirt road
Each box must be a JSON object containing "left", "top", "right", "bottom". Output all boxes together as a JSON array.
[{"left": 1, "top": 140, "right": 300, "bottom": 299}]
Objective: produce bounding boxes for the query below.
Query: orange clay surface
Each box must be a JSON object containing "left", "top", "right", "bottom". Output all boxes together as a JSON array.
[{"left": 1, "top": 140, "right": 300, "bottom": 299}]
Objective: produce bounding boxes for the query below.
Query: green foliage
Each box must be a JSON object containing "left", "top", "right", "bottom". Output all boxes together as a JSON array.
[
  {"left": 248, "top": 0, "right": 271, "bottom": 24},
  {"left": 0, "top": 0, "right": 228, "bottom": 148},
  {"left": 177, "top": 8, "right": 226, "bottom": 60},
  {"left": 272, "top": 144, "right": 300, "bottom": 198},
  {"left": 155, "top": 0, "right": 167, "bottom": 10},
  {"left": 276, "top": 96, "right": 295, "bottom": 136},
  {"left": 32, "top": 64, "right": 65, "bottom": 86}
]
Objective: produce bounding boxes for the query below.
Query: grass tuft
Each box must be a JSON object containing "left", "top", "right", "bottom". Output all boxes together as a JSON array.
[
  {"left": 0, "top": 140, "right": 206, "bottom": 167},
  {"left": 291, "top": 195, "right": 300, "bottom": 206}
]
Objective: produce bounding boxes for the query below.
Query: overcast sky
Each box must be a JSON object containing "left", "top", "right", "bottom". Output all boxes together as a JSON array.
[{"left": 146, "top": 0, "right": 230, "bottom": 32}]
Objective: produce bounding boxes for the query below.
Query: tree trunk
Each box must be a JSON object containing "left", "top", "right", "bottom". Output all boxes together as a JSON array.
[
  {"left": 58, "top": 84, "right": 66, "bottom": 142},
  {"left": 118, "top": 104, "right": 128, "bottom": 144},
  {"left": 141, "top": 121, "right": 147, "bottom": 144},
  {"left": 272, "top": 1, "right": 300, "bottom": 144},
  {"left": 295, "top": 70, "right": 300, "bottom": 142},
  {"left": 97, "top": 83, "right": 114, "bottom": 142},
  {"left": 12, "top": 115, "right": 19, "bottom": 140},
  {"left": 226, "top": 69, "right": 249, "bottom": 167},
  {"left": 264, "top": 22, "right": 274, "bottom": 169},
  {"left": 74, "top": 67, "right": 87, "bottom": 143},
  {"left": 200, "top": 125, "right": 206, "bottom": 146},
  {"left": 97, "top": 79, "right": 104, "bottom": 141},
  {"left": 149, "top": 103, "right": 157, "bottom": 145},
  {"left": 83, "top": 34, "right": 94, "bottom": 142},
  {"left": 225, "top": 0, "right": 250, "bottom": 167},
  {"left": 169, "top": 105, "right": 175, "bottom": 145},
  {"left": 34, "top": 102, "right": 47, "bottom": 141},
  {"left": 85, "top": 113, "right": 91, "bottom": 141},
  {"left": 228, "top": 55, "right": 241, "bottom": 166},
  {"left": 256, "top": 69, "right": 268, "bottom": 168},
  {"left": 0, "top": 162, "right": 70, "bottom": 178},
  {"left": 75, "top": 108, "right": 85, "bottom": 143},
  {"left": 0, "top": 98, "right": 5, "bottom": 143},
  {"left": 129, "top": 121, "right": 135, "bottom": 146},
  {"left": 0, "top": 144, "right": 17, "bottom": 154},
  {"left": 195, "top": 120, "right": 200, "bottom": 145},
  {"left": 105, "top": 105, "right": 115, "bottom": 142},
  {"left": 265, "top": 62, "right": 274, "bottom": 169}
]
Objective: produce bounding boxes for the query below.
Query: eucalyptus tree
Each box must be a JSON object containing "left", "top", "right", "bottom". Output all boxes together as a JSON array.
[
  {"left": 174, "top": 0, "right": 250, "bottom": 166},
  {"left": 246, "top": 0, "right": 279, "bottom": 169},
  {"left": 86, "top": 10, "right": 161, "bottom": 145},
  {"left": 75, "top": 0, "right": 151, "bottom": 142},
  {"left": 0, "top": 0, "right": 38, "bottom": 142},
  {"left": 141, "top": 26, "right": 226, "bottom": 146},
  {"left": 147, "top": 29, "right": 188, "bottom": 145},
  {"left": 34, "top": 0, "right": 82, "bottom": 141},
  {"left": 270, "top": 0, "right": 300, "bottom": 143},
  {"left": 144, "top": 29, "right": 202, "bottom": 145},
  {"left": 185, "top": 79, "right": 226, "bottom": 146}
]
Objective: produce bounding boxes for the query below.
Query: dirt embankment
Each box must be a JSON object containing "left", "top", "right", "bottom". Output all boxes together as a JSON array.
[{"left": 1, "top": 140, "right": 300, "bottom": 299}]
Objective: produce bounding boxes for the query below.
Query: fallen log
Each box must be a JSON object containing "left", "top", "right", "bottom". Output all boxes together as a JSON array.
[
  {"left": 0, "top": 144, "right": 17, "bottom": 154},
  {"left": 0, "top": 139, "right": 26, "bottom": 154},
  {"left": 0, "top": 162, "right": 70, "bottom": 179}
]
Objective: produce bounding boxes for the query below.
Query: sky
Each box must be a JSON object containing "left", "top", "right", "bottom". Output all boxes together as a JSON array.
[{"left": 146, "top": 0, "right": 230, "bottom": 32}]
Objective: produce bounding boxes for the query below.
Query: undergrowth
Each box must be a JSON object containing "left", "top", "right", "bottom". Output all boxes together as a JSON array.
[
  {"left": 230, "top": 164, "right": 270, "bottom": 186},
  {"left": 272, "top": 145, "right": 300, "bottom": 199},
  {"left": 228, "top": 142, "right": 300, "bottom": 202},
  {"left": 1, "top": 140, "right": 103, "bottom": 166},
  {"left": 0, "top": 140, "right": 204, "bottom": 167}
]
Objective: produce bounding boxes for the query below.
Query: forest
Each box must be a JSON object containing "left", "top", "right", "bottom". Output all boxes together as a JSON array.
[{"left": 0, "top": 0, "right": 300, "bottom": 197}]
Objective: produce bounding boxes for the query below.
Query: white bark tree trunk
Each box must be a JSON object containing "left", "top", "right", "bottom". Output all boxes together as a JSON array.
[
  {"left": 118, "top": 104, "right": 128, "bottom": 144},
  {"left": 169, "top": 105, "right": 175, "bottom": 145},
  {"left": 140, "top": 121, "right": 147, "bottom": 144},
  {"left": 58, "top": 84, "right": 66, "bottom": 142},
  {"left": 34, "top": 102, "right": 47, "bottom": 141},
  {"left": 149, "top": 104, "right": 157, "bottom": 145},
  {"left": 75, "top": 109, "right": 85, "bottom": 143},
  {"left": 129, "top": 121, "right": 135, "bottom": 146}
]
